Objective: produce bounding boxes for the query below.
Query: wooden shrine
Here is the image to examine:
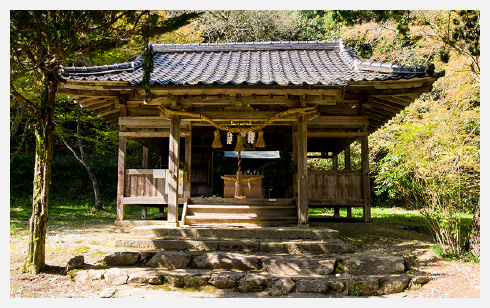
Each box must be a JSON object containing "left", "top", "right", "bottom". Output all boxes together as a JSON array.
[{"left": 58, "top": 40, "right": 443, "bottom": 227}]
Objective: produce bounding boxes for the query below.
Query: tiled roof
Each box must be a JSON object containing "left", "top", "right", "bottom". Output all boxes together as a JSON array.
[{"left": 60, "top": 40, "right": 433, "bottom": 87}]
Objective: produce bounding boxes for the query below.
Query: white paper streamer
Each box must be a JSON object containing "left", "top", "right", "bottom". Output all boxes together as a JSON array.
[
  {"left": 226, "top": 132, "right": 233, "bottom": 145},
  {"left": 247, "top": 131, "right": 255, "bottom": 144}
]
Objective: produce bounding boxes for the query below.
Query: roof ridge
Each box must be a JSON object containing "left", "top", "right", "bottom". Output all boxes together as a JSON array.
[
  {"left": 60, "top": 61, "right": 135, "bottom": 76},
  {"left": 151, "top": 40, "right": 343, "bottom": 53},
  {"left": 337, "top": 40, "right": 428, "bottom": 75}
]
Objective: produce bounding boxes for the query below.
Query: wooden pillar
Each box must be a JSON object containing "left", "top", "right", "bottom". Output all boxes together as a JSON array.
[
  {"left": 141, "top": 145, "right": 149, "bottom": 220},
  {"left": 116, "top": 106, "right": 127, "bottom": 221},
  {"left": 361, "top": 125, "right": 371, "bottom": 222},
  {"left": 297, "top": 112, "right": 309, "bottom": 227},
  {"left": 345, "top": 145, "right": 352, "bottom": 218},
  {"left": 292, "top": 125, "right": 298, "bottom": 198},
  {"left": 344, "top": 144, "right": 351, "bottom": 171},
  {"left": 183, "top": 123, "right": 192, "bottom": 201},
  {"left": 332, "top": 155, "right": 338, "bottom": 170},
  {"left": 360, "top": 98, "right": 371, "bottom": 223},
  {"left": 167, "top": 114, "right": 181, "bottom": 227},
  {"left": 142, "top": 146, "right": 149, "bottom": 168},
  {"left": 332, "top": 155, "right": 340, "bottom": 219}
]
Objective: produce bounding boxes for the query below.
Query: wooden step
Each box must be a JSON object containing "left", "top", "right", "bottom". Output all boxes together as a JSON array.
[
  {"left": 183, "top": 199, "right": 298, "bottom": 226},
  {"left": 189, "top": 198, "right": 295, "bottom": 206},
  {"left": 184, "top": 215, "right": 298, "bottom": 220},
  {"left": 186, "top": 205, "right": 297, "bottom": 209}
]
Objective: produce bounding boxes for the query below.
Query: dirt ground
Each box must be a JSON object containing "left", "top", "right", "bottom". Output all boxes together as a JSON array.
[{"left": 9, "top": 221, "right": 480, "bottom": 299}]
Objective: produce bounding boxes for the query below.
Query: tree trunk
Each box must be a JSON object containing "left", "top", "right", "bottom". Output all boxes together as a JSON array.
[
  {"left": 21, "top": 73, "right": 56, "bottom": 274},
  {"left": 469, "top": 203, "right": 480, "bottom": 258},
  {"left": 23, "top": 108, "right": 54, "bottom": 274}
]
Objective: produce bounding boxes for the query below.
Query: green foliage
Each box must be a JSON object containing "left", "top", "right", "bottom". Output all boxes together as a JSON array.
[
  {"left": 141, "top": 43, "right": 154, "bottom": 100},
  {"left": 332, "top": 10, "right": 414, "bottom": 46},
  {"left": 369, "top": 63, "right": 479, "bottom": 256},
  {"left": 198, "top": 11, "right": 302, "bottom": 42}
]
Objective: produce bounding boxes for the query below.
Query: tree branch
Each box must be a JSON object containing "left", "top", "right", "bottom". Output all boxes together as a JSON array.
[{"left": 10, "top": 80, "right": 41, "bottom": 121}]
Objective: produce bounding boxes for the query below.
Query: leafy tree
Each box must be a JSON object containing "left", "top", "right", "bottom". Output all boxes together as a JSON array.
[
  {"left": 10, "top": 10, "right": 200, "bottom": 274},
  {"left": 331, "top": 10, "right": 480, "bottom": 80},
  {"left": 198, "top": 10, "right": 302, "bottom": 42},
  {"left": 54, "top": 98, "right": 108, "bottom": 211},
  {"left": 333, "top": 10, "right": 480, "bottom": 258}
]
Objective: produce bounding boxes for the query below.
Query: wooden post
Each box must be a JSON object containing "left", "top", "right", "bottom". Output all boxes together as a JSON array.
[
  {"left": 360, "top": 97, "right": 372, "bottom": 223},
  {"left": 141, "top": 145, "right": 148, "bottom": 219},
  {"left": 332, "top": 155, "right": 340, "bottom": 218},
  {"left": 297, "top": 112, "right": 309, "bottom": 227},
  {"left": 184, "top": 123, "right": 192, "bottom": 201},
  {"left": 116, "top": 106, "right": 127, "bottom": 221},
  {"left": 361, "top": 125, "right": 371, "bottom": 222},
  {"left": 292, "top": 124, "right": 298, "bottom": 198},
  {"left": 142, "top": 146, "right": 148, "bottom": 168},
  {"left": 167, "top": 114, "right": 181, "bottom": 227},
  {"left": 345, "top": 145, "right": 352, "bottom": 218}
]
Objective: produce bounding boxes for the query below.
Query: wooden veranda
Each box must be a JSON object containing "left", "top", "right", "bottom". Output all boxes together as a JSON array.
[{"left": 58, "top": 40, "right": 443, "bottom": 227}]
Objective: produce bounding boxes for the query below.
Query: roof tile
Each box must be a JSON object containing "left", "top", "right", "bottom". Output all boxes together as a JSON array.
[{"left": 60, "top": 40, "right": 431, "bottom": 86}]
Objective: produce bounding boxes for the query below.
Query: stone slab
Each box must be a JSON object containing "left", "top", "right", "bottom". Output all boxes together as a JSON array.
[
  {"left": 147, "top": 251, "right": 191, "bottom": 269},
  {"left": 262, "top": 257, "right": 337, "bottom": 276},
  {"left": 259, "top": 240, "right": 355, "bottom": 254},
  {"left": 341, "top": 255, "right": 406, "bottom": 275},
  {"left": 192, "top": 252, "right": 261, "bottom": 271},
  {"left": 130, "top": 226, "right": 339, "bottom": 240},
  {"left": 104, "top": 252, "right": 140, "bottom": 266}
]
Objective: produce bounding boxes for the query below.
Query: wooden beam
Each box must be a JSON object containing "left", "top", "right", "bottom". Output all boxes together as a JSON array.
[
  {"left": 308, "top": 199, "right": 365, "bottom": 206},
  {"left": 77, "top": 97, "right": 111, "bottom": 105},
  {"left": 307, "top": 131, "right": 368, "bottom": 138},
  {"left": 119, "top": 131, "right": 189, "bottom": 138},
  {"left": 136, "top": 87, "right": 343, "bottom": 98},
  {"left": 368, "top": 106, "right": 397, "bottom": 118},
  {"left": 97, "top": 107, "right": 120, "bottom": 118},
  {"left": 308, "top": 116, "right": 369, "bottom": 127},
  {"left": 167, "top": 114, "right": 181, "bottom": 227},
  {"left": 372, "top": 97, "right": 409, "bottom": 109},
  {"left": 80, "top": 100, "right": 113, "bottom": 110},
  {"left": 119, "top": 116, "right": 171, "bottom": 128},
  {"left": 122, "top": 196, "right": 184, "bottom": 204},
  {"left": 58, "top": 87, "right": 123, "bottom": 97},
  {"left": 181, "top": 110, "right": 299, "bottom": 122}
]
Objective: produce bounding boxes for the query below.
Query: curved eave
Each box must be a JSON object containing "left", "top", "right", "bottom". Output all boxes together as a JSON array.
[{"left": 57, "top": 72, "right": 442, "bottom": 132}]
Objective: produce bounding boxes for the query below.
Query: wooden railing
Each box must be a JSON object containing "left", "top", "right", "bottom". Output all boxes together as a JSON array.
[
  {"left": 306, "top": 170, "right": 364, "bottom": 207},
  {"left": 123, "top": 169, "right": 183, "bottom": 205}
]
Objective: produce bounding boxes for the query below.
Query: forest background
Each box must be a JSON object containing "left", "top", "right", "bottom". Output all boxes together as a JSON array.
[{"left": 10, "top": 10, "right": 480, "bottom": 261}]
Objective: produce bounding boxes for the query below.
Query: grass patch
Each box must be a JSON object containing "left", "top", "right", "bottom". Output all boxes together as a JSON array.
[
  {"left": 10, "top": 197, "right": 178, "bottom": 234},
  {"left": 309, "top": 206, "right": 473, "bottom": 237}
]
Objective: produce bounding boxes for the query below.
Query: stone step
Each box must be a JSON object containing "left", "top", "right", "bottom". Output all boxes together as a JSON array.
[
  {"left": 115, "top": 238, "right": 356, "bottom": 254},
  {"left": 130, "top": 225, "right": 340, "bottom": 240},
  {"left": 70, "top": 266, "right": 418, "bottom": 297},
  {"left": 100, "top": 251, "right": 406, "bottom": 276}
]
